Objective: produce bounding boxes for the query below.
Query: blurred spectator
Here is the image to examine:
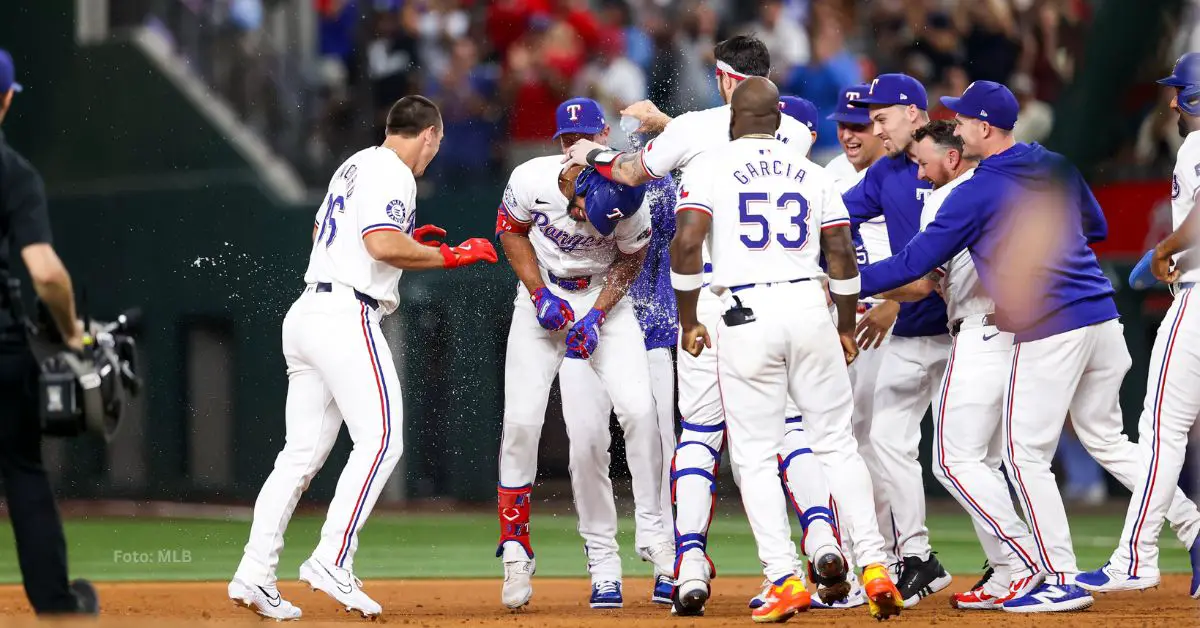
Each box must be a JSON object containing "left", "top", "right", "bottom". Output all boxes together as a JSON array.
[
  {"left": 648, "top": 1, "right": 722, "bottom": 116},
  {"left": 500, "top": 18, "right": 582, "bottom": 168},
  {"left": 904, "top": 11, "right": 963, "bottom": 86},
  {"left": 784, "top": 0, "right": 860, "bottom": 162},
  {"left": 425, "top": 38, "right": 501, "bottom": 178},
  {"left": 740, "top": 0, "right": 809, "bottom": 83},
  {"left": 317, "top": 0, "right": 362, "bottom": 85},
  {"left": 1021, "top": 0, "right": 1088, "bottom": 104},
  {"left": 1011, "top": 73, "right": 1054, "bottom": 144},
  {"left": 599, "top": 0, "right": 654, "bottom": 71},
  {"left": 576, "top": 30, "right": 646, "bottom": 150},
  {"left": 960, "top": 0, "right": 1022, "bottom": 84},
  {"left": 417, "top": 0, "right": 471, "bottom": 81},
  {"left": 928, "top": 66, "right": 970, "bottom": 122},
  {"left": 368, "top": 8, "right": 421, "bottom": 139}
]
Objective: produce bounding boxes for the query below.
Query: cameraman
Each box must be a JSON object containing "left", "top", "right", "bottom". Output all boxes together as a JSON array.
[{"left": 0, "top": 49, "right": 97, "bottom": 615}]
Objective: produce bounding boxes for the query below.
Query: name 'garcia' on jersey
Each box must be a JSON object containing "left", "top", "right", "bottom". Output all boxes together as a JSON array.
[{"left": 732, "top": 158, "right": 807, "bottom": 186}]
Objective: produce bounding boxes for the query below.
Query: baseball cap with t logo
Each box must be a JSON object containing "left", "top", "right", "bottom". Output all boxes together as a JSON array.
[
  {"left": 849, "top": 73, "right": 927, "bottom": 110},
  {"left": 0, "top": 49, "right": 24, "bottom": 94},
  {"left": 553, "top": 97, "right": 607, "bottom": 139}
]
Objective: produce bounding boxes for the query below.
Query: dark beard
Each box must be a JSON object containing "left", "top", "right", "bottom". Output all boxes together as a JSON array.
[{"left": 1179, "top": 115, "right": 1190, "bottom": 139}]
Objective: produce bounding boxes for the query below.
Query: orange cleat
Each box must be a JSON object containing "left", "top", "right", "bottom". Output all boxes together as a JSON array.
[
  {"left": 750, "top": 576, "right": 811, "bottom": 623},
  {"left": 862, "top": 563, "right": 904, "bottom": 620}
]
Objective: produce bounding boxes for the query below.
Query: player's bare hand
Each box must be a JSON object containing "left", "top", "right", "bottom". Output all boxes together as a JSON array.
[
  {"left": 65, "top": 319, "right": 86, "bottom": 352},
  {"left": 1152, "top": 242, "right": 1180, "bottom": 283},
  {"left": 680, "top": 322, "right": 711, "bottom": 357},
  {"left": 619, "top": 100, "right": 670, "bottom": 134},
  {"left": 839, "top": 332, "right": 859, "bottom": 365},
  {"left": 563, "top": 139, "right": 605, "bottom": 167},
  {"left": 855, "top": 299, "right": 899, "bottom": 349}
]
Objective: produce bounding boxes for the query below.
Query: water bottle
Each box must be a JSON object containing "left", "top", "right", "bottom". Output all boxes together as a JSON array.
[{"left": 620, "top": 114, "right": 641, "bottom": 134}]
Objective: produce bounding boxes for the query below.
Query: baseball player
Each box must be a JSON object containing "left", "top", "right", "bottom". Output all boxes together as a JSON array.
[
  {"left": 671, "top": 77, "right": 902, "bottom": 622},
  {"left": 550, "top": 98, "right": 679, "bottom": 606},
  {"left": 563, "top": 37, "right": 852, "bottom": 614},
  {"left": 803, "top": 84, "right": 890, "bottom": 611},
  {"left": 873, "top": 119, "right": 1043, "bottom": 609},
  {"left": 779, "top": 96, "right": 819, "bottom": 149},
  {"left": 841, "top": 73, "right": 953, "bottom": 605},
  {"left": 1077, "top": 52, "right": 1200, "bottom": 599},
  {"left": 857, "top": 80, "right": 1200, "bottom": 613},
  {"left": 493, "top": 110, "right": 673, "bottom": 610},
  {"left": 229, "top": 96, "right": 498, "bottom": 620}
]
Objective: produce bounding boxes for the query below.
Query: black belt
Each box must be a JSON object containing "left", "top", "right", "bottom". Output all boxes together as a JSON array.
[
  {"left": 547, "top": 271, "right": 593, "bottom": 292},
  {"left": 729, "top": 277, "right": 812, "bottom": 293},
  {"left": 315, "top": 282, "right": 378, "bottom": 309},
  {"left": 950, "top": 313, "right": 997, "bottom": 336}
]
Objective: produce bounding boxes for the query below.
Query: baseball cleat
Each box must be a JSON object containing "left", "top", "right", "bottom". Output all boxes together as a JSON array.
[
  {"left": 589, "top": 580, "right": 623, "bottom": 609},
  {"left": 1076, "top": 563, "right": 1159, "bottom": 593},
  {"left": 501, "top": 557, "right": 536, "bottom": 609},
  {"left": 672, "top": 579, "right": 709, "bottom": 617},
  {"left": 896, "top": 553, "right": 952, "bottom": 608},
  {"left": 298, "top": 557, "right": 381, "bottom": 617},
  {"left": 997, "top": 573, "right": 1044, "bottom": 604},
  {"left": 949, "top": 586, "right": 1001, "bottom": 610},
  {"left": 812, "top": 571, "right": 867, "bottom": 609},
  {"left": 749, "top": 578, "right": 770, "bottom": 609},
  {"left": 750, "top": 576, "right": 811, "bottom": 623},
  {"left": 1002, "top": 583, "right": 1093, "bottom": 613},
  {"left": 862, "top": 562, "right": 903, "bottom": 620},
  {"left": 652, "top": 574, "right": 674, "bottom": 604},
  {"left": 638, "top": 541, "right": 677, "bottom": 577},
  {"left": 70, "top": 579, "right": 100, "bottom": 615},
  {"left": 1190, "top": 538, "right": 1200, "bottom": 599},
  {"left": 229, "top": 578, "right": 302, "bottom": 621},
  {"left": 809, "top": 545, "right": 851, "bottom": 605}
]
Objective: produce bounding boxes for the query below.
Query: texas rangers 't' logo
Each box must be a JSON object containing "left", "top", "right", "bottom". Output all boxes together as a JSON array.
[{"left": 566, "top": 104, "right": 582, "bottom": 121}]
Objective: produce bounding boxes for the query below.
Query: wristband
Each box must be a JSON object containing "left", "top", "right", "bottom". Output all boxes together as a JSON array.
[
  {"left": 586, "top": 148, "right": 623, "bottom": 181},
  {"left": 671, "top": 271, "right": 704, "bottom": 291},
  {"left": 828, "top": 275, "right": 861, "bottom": 296}
]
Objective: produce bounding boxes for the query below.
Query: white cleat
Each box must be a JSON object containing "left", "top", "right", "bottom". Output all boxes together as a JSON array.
[
  {"left": 638, "top": 541, "right": 676, "bottom": 577},
  {"left": 502, "top": 558, "right": 536, "bottom": 609},
  {"left": 228, "top": 578, "right": 302, "bottom": 621},
  {"left": 298, "top": 557, "right": 382, "bottom": 618}
]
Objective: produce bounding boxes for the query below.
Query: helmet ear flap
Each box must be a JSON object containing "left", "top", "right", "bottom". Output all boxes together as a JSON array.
[{"left": 1180, "top": 84, "right": 1200, "bottom": 117}]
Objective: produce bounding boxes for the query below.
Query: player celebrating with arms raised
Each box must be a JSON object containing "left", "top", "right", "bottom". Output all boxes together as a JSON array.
[
  {"left": 671, "top": 77, "right": 903, "bottom": 623},
  {"left": 229, "top": 96, "right": 497, "bottom": 620}
]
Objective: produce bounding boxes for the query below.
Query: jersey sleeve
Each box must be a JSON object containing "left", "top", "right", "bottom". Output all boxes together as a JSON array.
[
  {"left": 841, "top": 165, "right": 884, "bottom": 227},
  {"left": 358, "top": 163, "right": 416, "bottom": 238},
  {"left": 1, "top": 152, "right": 52, "bottom": 250},
  {"left": 674, "top": 155, "right": 715, "bottom": 216},
  {"left": 614, "top": 199, "right": 654, "bottom": 254},
  {"left": 496, "top": 166, "right": 533, "bottom": 237},
  {"left": 819, "top": 178, "right": 851, "bottom": 231},
  {"left": 640, "top": 114, "right": 696, "bottom": 179}
]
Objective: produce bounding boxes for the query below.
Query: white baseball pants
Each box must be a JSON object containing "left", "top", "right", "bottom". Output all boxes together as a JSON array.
[
  {"left": 235, "top": 283, "right": 403, "bottom": 585},
  {"left": 867, "top": 333, "right": 951, "bottom": 562},
  {"left": 714, "top": 281, "right": 886, "bottom": 582},
  {"left": 1107, "top": 287, "right": 1200, "bottom": 578},
  {"left": 1003, "top": 318, "right": 1200, "bottom": 585},
  {"left": 673, "top": 293, "right": 837, "bottom": 583},
  {"left": 557, "top": 346, "right": 676, "bottom": 581},
  {"left": 931, "top": 320, "right": 1039, "bottom": 593},
  {"left": 497, "top": 282, "right": 670, "bottom": 562}
]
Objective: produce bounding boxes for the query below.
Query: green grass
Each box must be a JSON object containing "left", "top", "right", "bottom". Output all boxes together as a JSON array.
[{"left": 0, "top": 509, "right": 1191, "bottom": 584}]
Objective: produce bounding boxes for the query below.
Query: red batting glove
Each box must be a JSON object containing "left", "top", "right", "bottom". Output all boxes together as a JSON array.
[
  {"left": 412, "top": 224, "right": 447, "bottom": 247},
  {"left": 440, "top": 238, "right": 499, "bottom": 268}
]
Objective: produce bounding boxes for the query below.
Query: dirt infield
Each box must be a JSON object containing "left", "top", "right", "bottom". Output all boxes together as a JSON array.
[{"left": 0, "top": 576, "right": 1194, "bottom": 626}]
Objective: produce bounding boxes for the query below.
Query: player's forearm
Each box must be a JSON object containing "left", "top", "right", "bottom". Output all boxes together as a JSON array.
[
  {"left": 499, "top": 233, "right": 547, "bottom": 293},
  {"left": 670, "top": 237, "right": 704, "bottom": 328},
  {"left": 364, "top": 232, "right": 446, "bottom": 270},
  {"left": 1158, "top": 203, "right": 1200, "bottom": 257},
  {"left": 878, "top": 277, "right": 937, "bottom": 302},
  {"left": 593, "top": 248, "right": 646, "bottom": 313},
  {"left": 588, "top": 150, "right": 652, "bottom": 186},
  {"left": 822, "top": 227, "right": 861, "bottom": 335}
]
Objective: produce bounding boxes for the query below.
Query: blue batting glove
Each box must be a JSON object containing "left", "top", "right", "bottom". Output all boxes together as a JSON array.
[
  {"left": 1129, "top": 248, "right": 1159, "bottom": 290},
  {"left": 531, "top": 287, "right": 575, "bottom": 331},
  {"left": 565, "top": 309, "right": 606, "bottom": 359}
]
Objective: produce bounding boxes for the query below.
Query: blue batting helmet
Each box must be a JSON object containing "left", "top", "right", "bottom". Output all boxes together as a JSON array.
[
  {"left": 574, "top": 167, "right": 645, "bottom": 236},
  {"left": 1159, "top": 52, "right": 1200, "bottom": 116}
]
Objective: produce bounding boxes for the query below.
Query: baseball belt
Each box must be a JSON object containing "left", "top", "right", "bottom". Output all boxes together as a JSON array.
[
  {"left": 949, "top": 313, "right": 997, "bottom": 336},
  {"left": 313, "top": 282, "right": 378, "bottom": 310}
]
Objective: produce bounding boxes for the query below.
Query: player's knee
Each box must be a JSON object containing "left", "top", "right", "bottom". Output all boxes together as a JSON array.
[
  {"left": 568, "top": 438, "right": 610, "bottom": 471},
  {"left": 674, "top": 439, "right": 720, "bottom": 471}
]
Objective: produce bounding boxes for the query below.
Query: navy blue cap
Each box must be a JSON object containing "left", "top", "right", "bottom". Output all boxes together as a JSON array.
[
  {"left": 575, "top": 167, "right": 645, "bottom": 236},
  {"left": 940, "top": 80, "right": 1019, "bottom": 130},
  {"left": 554, "top": 97, "right": 606, "bottom": 139},
  {"left": 850, "top": 74, "right": 927, "bottom": 110},
  {"left": 0, "top": 50, "right": 23, "bottom": 94},
  {"left": 827, "top": 83, "right": 872, "bottom": 124},
  {"left": 779, "top": 96, "right": 819, "bottom": 131}
]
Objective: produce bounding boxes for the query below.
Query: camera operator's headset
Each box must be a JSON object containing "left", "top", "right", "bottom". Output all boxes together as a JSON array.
[{"left": 3, "top": 276, "right": 136, "bottom": 442}]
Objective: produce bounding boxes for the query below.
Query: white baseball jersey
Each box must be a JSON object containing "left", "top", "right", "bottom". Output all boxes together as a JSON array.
[
  {"left": 640, "top": 104, "right": 813, "bottom": 286},
  {"left": 827, "top": 153, "right": 891, "bottom": 287},
  {"left": 304, "top": 147, "right": 416, "bottom": 315},
  {"left": 502, "top": 156, "right": 653, "bottom": 278},
  {"left": 1171, "top": 130, "right": 1200, "bottom": 284},
  {"left": 677, "top": 136, "right": 849, "bottom": 292},
  {"left": 919, "top": 169, "right": 991, "bottom": 323}
]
